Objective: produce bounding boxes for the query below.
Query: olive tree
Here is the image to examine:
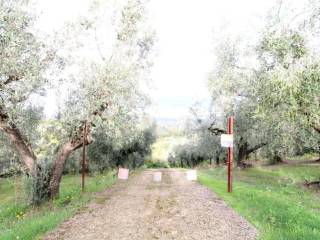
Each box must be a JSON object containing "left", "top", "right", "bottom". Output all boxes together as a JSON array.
[
  {"left": 254, "top": 15, "right": 320, "bottom": 159},
  {"left": 0, "top": 0, "right": 154, "bottom": 203},
  {"left": 0, "top": 0, "right": 52, "bottom": 176},
  {"left": 207, "top": 38, "right": 269, "bottom": 167}
]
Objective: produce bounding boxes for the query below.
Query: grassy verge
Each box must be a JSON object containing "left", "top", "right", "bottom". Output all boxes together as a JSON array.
[
  {"left": 0, "top": 171, "right": 116, "bottom": 240},
  {"left": 199, "top": 164, "right": 320, "bottom": 240}
]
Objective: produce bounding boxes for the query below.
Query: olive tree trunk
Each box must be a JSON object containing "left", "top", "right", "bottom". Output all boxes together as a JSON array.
[
  {"left": 0, "top": 111, "right": 91, "bottom": 201},
  {"left": 49, "top": 141, "right": 83, "bottom": 198},
  {"left": 237, "top": 141, "right": 267, "bottom": 168},
  {"left": 0, "top": 112, "right": 36, "bottom": 176}
]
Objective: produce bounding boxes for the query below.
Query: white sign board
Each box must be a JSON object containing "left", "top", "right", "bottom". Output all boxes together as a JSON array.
[
  {"left": 118, "top": 168, "right": 129, "bottom": 180},
  {"left": 221, "top": 134, "right": 233, "bottom": 148},
  {"left": 186, "top": 170, "right": 197, "bottom": 181},
  {"left": 153, "top": 172, "right": 162, "bottom": 182}
]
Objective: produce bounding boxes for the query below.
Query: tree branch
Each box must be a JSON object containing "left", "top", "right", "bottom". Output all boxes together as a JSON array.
[
  {"left": 3, "top": 75, "right": 22, "bottom": 85},
  {"left": 247, "top": 142, "right": 267, "bottom": 155},
  {"left": 313, "top": 125, "right": 320, "bottom": 134},
  {"left": 92, "top": 102, "right": 109, "bottom": 117}
]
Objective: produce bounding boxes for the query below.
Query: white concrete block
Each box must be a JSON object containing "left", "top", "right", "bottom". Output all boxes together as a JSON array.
[
  {"left": 186, "top": 170, "right": 197, "bottom": 181},
  {"left": 153, "top": 172, "right": 162, "bottom": 182},
  {"left": 118, "top": 168, "right": 129, "bottom": 180}
]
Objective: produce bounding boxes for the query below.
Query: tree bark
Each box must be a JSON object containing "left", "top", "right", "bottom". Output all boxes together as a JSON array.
[
  {"left": 215, "top": 151, "right": 220, "bottom": 165},
  {"left": 237, "top": 141, "right": 267, "bottom": 167},
  {"left": 237, "top": 142, "right": 249, "bottom": 167},
  {"left": 313, "top": 125, "right": 320, "bottom": 134},
  {"left": 272, "top": 153, "right": 284, "bottom": 164},
  {"left": 49, "top": 140, "right": 84, "bottom": 198},
  {"left": 49, "top": 121, "right": 93, "bottom": 198},
  {"left": 215, "top": 156, "right": 220, "bottom": 165},
  {"left": 0, "top": 112, "right": 36, "bottom": 176},
  {"left": 84, "top": 154, "right": 89, "bottom": 173}
]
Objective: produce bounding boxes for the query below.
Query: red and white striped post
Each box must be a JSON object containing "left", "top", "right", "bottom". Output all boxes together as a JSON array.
[{"left": 227, "top": 117, "right": 234, "bottom": 193}]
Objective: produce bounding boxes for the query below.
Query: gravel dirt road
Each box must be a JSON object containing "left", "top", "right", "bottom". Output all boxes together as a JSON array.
[{"left": 43, "top": 169, "right": 257, "bottom": 240}]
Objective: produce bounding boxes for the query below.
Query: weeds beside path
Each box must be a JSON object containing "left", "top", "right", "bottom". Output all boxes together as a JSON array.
[{"left": 0, "top": 172, "right": 116, "bottom": 240}]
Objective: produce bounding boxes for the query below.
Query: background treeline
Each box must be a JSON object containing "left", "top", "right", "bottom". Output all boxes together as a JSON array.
[
  {"left": 86, "top": 124, "right": 156, "bottom": 172},
  {"left": 0, "top": 124, "right": 156, "bottom": 177}
]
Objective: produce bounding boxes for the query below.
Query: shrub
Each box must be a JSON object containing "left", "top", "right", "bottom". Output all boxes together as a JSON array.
[{"left": 144, "top": 161, "right": 169, "bottom": 169}]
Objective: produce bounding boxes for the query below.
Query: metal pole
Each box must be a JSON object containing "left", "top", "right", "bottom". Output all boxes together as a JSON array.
[
  {"left": 227, "top": 117, "right": 234, "bottom": 193},
  {"left": 82, "top": 120, "right": 87, "bottom": 192}
]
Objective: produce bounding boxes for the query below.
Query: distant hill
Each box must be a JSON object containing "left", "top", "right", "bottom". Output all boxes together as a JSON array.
[{"left": 156, "top": 117, "right": 179, "bottom": 126}]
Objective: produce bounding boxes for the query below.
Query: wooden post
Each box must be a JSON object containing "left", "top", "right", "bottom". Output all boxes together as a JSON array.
[
  {"left": 227, "top": 117, "right": 234, "bottom": 193},
  {"left": 82, "top": 120, "right": 87, "bottom": 192}
]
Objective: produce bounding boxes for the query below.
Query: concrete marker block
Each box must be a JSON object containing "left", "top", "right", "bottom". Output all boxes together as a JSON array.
[
  {"left": 186, "top": 170, "right": 197, "bottom": 181},
  {"left": 153, "top": 172, "right": 162, "bottom": 182},
  {"left": 118, "top": 168, "right": 129, "bottom": 180}
]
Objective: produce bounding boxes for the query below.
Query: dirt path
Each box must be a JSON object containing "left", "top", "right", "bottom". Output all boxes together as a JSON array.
[{"left": 44, "top": 169, "right": 257, "bottom": 240}]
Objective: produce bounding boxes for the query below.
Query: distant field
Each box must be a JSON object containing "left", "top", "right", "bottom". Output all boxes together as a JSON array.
[
  {"left": 199, "top": 164, "right": 320, "bottom": 240},
  {"left": 151, "top": 135, "right": 187, "bottom": 161},
  {"left": 0, "top": 172, "right": 116, "bottom": 240}
]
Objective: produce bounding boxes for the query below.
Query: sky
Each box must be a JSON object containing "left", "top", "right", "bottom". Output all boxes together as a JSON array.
[
  {"left": 35, "top": 0, "right": 283, "bottom": 123},
  {"left": 147, "top": 0, "right": 278, "bottom": 122}
]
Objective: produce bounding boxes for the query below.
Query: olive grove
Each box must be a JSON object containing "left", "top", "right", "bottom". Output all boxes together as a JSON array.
[
  {"left": 0, "top": 0, "right": 155, "bottom": 203},
  {"left": 169, "top": 1, "right": 319, "bottom": 168}
]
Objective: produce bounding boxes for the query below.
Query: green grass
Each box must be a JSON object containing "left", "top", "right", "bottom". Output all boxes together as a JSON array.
[
  {"left": 199, "top": 165, "right": 320, "bottom": 240},
  {"left": 0, "top": 172, "right": 116, "bottom": 240}
]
